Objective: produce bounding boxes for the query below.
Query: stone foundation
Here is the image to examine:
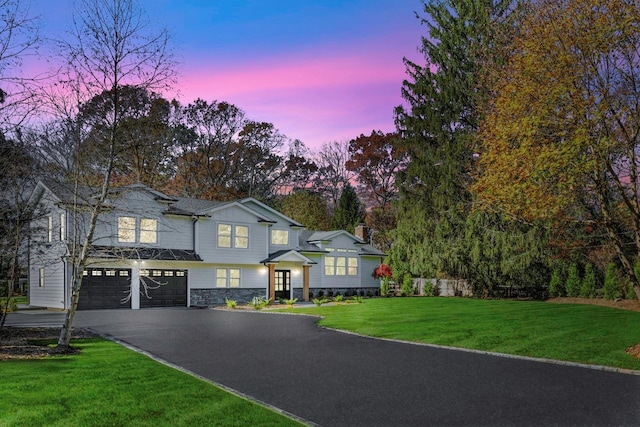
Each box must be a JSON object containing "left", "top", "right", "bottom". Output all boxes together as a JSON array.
[
  {"left": 307, "top": 287, "right": 380, "bottom": 299},
  {"left": 190, "top": 288, "right": 267, "bottom": 306}
]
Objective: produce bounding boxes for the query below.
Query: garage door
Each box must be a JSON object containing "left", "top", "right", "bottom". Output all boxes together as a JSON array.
[
  {"left": 139, "top": 269, "right": 187, "bottom": 308},
  {"left": 78, "top": 268, "right": 131, "bottom": 310}
]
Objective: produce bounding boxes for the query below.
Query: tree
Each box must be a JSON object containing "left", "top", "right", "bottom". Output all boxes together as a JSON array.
[
  {"left": 50, "top": 0, "right": 176, "bottom": 348},
  {"left": 474, "top": 0, "right": 640, "bottom": 299},
  {"left": 312, "top": 140, "right": 354, "bottom": 211},
  {"left": 565, "top": 263, "right": 580, "bottom": 298},
  {"left": 0, "top": 0, "right": 41, "bottom": 128},
  {"left": 278, "top": 190, "right": 331, "bottom": 231},
  {"left": 580, "top": 263, "right": 597, "bottom": 298},
  {"left": 346, "top": 130, "right": 406, "bottom": 209},
  {"left": 332, "top": 182, "right": 365, "bottom": 233},
  {"left": 390, "top": 0, "right": 544, "bottom": 296},
  {"left": 0, "top": 134, "right": 43, "bottom": 327}
]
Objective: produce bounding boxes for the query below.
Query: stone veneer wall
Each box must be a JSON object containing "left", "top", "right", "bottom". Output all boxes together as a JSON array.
[
  {"left": 306, "top": 287, "right": 380, "bottom": 299},
  {"left": 191, "top": 288, "right": 266, "bottom": 306}
]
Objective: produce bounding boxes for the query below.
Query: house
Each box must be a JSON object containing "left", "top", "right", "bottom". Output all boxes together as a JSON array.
[{"left": 28, "top": 181, "right": 385, "bottom": 310}]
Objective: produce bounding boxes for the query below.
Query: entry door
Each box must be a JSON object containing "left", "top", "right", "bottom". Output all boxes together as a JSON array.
[{"left": 274, "top": 270, "right": 290, "bottom": 300}]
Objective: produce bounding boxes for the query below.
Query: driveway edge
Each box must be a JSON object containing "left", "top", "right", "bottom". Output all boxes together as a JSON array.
[{"left": 89, "top": 329, "right": 321, "bottom": 427}]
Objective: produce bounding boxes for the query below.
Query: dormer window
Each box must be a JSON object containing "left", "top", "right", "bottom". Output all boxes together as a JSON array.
[{"left": 118, "top": 217, "right": 157, "bottom": 244}]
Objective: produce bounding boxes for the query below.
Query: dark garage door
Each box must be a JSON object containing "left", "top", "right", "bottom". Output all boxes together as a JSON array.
[
  {"left": 139, "top": 269, "right": 187, "bottom": 308},
  {"left": 79, "top": 268, "right": 131, "bottom": 310}
]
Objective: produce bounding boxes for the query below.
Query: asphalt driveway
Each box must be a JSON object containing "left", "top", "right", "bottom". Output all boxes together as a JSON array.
[{"left": 7, "top": 308, "right": 640, "bottom": 426}]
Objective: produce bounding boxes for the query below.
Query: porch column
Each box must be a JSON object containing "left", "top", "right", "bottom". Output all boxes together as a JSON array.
[
  {"left": 303, "top": 264, "right": 310, "bottom": 302},
  {"left": 131, "top": 267, "right": 140, "bottom": 310},
  {"left": 268, "top": 263, "right": 276, "bottom": 301}
]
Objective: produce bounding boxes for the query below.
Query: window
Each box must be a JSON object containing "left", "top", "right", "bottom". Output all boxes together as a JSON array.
[
  {"left": 140, "top": 218, "right": 157, "bottom": 243},
  {"left": 39, "top": 267, "right": 45, "bottom": 287},
  {"left": 336, "top": 257, "right": 346, "bottom": 276},
  {"left": 47, "top": 216, "right": 53, "bottom": 243},
  {"left": 217, "top": 268, "right": 241, "bottom": 287},
  {"left": 271, "top": 229, "right": 289, "bottom": 245},
  {"left": 60, "top": 213, "right": 65, "bottom": 241},
  {"left": 217, "top": 224, "right": 232, "bottom": 248},
  {"left": 92, "top": 270, "right": 102, "bottom": 276},
  {"left": 324, "top": 256, "right": 359, "bottom": 276},
  {"left": 216, "top": 268, "right": 227, "bottom": 287},
  {"left": 235, "top": 225, "right": 249, "bottom": 249},
  {"left": 229, "top": 268, "right": 240, "bottom": 287},
  {"left": 119, "top": 270, "right": 129, "bottom": 277},
  {"left": 118, "top": 216, "right": 136, "bottom": 243},
  {"left": 348, "top": 258, "right": 358, "bottom": 276},
  {"left": 325, "top": 257, "right": 335, "bottom": 276},
  {"left": 152, "top": 270, "right": 162, "bottom": 277},
  {"left": 106, "top": 270, "right": 116, "bottom": 276},
  {"left": 218, "top": 224, "right": 249, "bottom": 249}
]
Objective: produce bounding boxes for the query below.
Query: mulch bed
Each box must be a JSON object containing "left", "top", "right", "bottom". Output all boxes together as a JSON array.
[{"left": 0, "top": 327, "right": 100, "bottom": 361}]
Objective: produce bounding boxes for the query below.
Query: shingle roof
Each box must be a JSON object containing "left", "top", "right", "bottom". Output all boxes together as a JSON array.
[{"left": 91, "top": 246, "right": 202, "bottom": 261}]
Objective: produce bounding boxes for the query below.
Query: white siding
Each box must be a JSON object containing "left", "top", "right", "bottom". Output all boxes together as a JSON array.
[
  {"left": 189, "top": 264, "right": 268, "bottom": 289},
  {"left": 29, "top": 262, "right": 65, "bottom": 309}
]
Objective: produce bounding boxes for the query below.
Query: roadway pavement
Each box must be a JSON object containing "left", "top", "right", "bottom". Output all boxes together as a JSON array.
[{"left": 5, "top": 308, "right": 640, "bottom": 426}]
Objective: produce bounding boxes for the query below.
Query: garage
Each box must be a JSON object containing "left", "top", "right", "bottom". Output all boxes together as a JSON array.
[
  {"left": 78, "top": 268, "right": 131, "bottom": 310},
  {"left": 139, "top": 269, "right": 187, "bottom": 308}
]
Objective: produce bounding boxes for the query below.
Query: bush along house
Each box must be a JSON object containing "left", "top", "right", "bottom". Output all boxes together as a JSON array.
[{"left": 27, "top": 181, "right": 385, "bottom": 310}]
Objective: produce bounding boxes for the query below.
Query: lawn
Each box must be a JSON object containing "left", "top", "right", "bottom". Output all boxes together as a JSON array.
[
  {"left": 289, "top": 297, "right": 640, "bottom": 371},
  {"left": 0, "top": 339, "right": 303, "bottom": 427}
]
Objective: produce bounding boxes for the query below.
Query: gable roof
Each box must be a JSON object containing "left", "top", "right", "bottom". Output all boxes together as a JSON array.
[
  {"left": 307, "top": 230, "right": 365, "bottom": 244},
  {"left": 260, "top": 250, "right": 316, "bottom": 265},
  {"left": 240, "top": 198, "right": 304, "bottom": 227}
]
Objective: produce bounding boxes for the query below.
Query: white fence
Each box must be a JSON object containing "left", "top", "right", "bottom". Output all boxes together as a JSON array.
[{"left": 414, "top": 278, "right": 472, "bottom": 297}]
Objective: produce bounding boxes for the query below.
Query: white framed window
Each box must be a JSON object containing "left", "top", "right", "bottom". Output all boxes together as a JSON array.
[
  {"left": 325, "top": 256, "right": 335, "bottom": 276},
  {"left": 217, "top": 224, "right": 232, "bottom": 248},
  {"left": 229, "top": 268, "right": 240, "bottom": 287},
  {"left": 218, "top": 224, "right": 249, "bottom": 249},
  {"left": 92, "top": 270, "right": 102, "bottom": 276},
  {"left": 60, "top": 213, "right": 65, "bottom": 241},
  {"left": 348, "top": 257, "right": 358, "bottom": 276},
  {"left": 336, "top": 257, "right": 346, "bottom": 276},
  {"left": 234, "top": 225, "right": 249, "bottom": 249},
  {"left": 47, "top": 216, "right": 53, "bottom": 243},
  {"left": 117, "top": 216, "right": 136, "bottom": 243},
  {"left": 39, "top": 267, "right": 45, "bottom": 287},
  {"left": 140, "top": 218, "right": 157, "bottom": 244},
  {"left": 106, "top": 270, "right": 116, "bottom": 276},
  {"left": 216, "top": 268, "right": 241, "bottom": 287},
  {"left": 216, "top": 268, "right": 227, "bottom": 287},
  {"left": 271, "top": 229, "right": 289, "bottom": 245}
]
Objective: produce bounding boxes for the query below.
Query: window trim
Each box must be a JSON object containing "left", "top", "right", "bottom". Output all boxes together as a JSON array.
[
  {"left": 59, "top": 213, "right": 65, "bottom": 241},
  {"left": 271, "top": 229, "right": 289, "bottom": 245},
  {"left": 217, "top": 223, "right": 250, "bottom": 249},
  {"left": 47, "top": 216, "right": 53, "bottom": 243},
  {"left": 216, "top": 267, "right": 241, "bottom": 288},
  {"left": 38, "top": 267, "right": 45, "bottom": 287},
  {"left": 117, "top": 216, "right": 136, "bottom": 243},
  {"left": 139, "top": 218, "right": 158, "bottom": 244}
]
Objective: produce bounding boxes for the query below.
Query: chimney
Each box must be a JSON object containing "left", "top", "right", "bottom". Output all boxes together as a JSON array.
[{"left": 355, "top": 224, "right": 369, "bottom": 242}]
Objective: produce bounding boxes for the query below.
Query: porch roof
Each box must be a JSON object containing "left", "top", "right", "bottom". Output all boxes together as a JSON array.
[{"left": 260, "top": 250, "right": 317, "bottom": 265}]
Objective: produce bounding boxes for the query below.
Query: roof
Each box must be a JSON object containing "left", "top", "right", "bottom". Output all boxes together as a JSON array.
[
  {"left": 90, "top": 246, "right": 202, "bottom": 261},
  {"left": 260, "top": 250, "right": 316, "bottom": 265},
  {"left": 299, "top": 229, "right": 386, "bottom": 257}
]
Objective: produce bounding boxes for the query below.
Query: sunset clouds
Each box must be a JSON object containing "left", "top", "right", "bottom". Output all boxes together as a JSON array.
[{"left": 33, "top": 0, "right": 425, "bottom": 147}]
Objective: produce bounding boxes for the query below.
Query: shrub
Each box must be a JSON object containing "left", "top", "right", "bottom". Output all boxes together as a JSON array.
[
  {"left": 580, "top": 263, "right": 597, "bottom": 298},
  {"left": 327, "top": 290, "right": 334, "bottom": 297},
  {"left": 249, "top": 296, "right": 271, "bottom": 310},
  {"left": 401, "top": 274, "right": 414, "bottom": 297},
  {"left": 565, "top": 263, "right": 580, "bottom": 297},
  {"left": 318, "top": 290, "right": 324, "bottom": 297},
  {"left": 549, "top": 267, "right": 565, "bottom": 298},
  {"left": 603, "top": 263, "right": 622, "bottom": 300},
  {"left": 351, "top": 295, "right": 363, "bottom": 303},
  {"left": 333, "top": 294, "right": 344, "bottom": 302},
  {"left": 312, "top": 297, "right": 330, "bottom": 306},
  {"left": 224, "top": 298, "right": 237, "bottom": 309},
  {"left": 359, "top": 290, "right": 365, "bottom": 297},
  {"left": 372, "top": 263, "right": 392, "bottom": 279},
  {"left": 285, "top": 298, "right": 298, "bottom": 306},
  {"left": 380, "top": 277, "right": 391, "bottom": 297}
]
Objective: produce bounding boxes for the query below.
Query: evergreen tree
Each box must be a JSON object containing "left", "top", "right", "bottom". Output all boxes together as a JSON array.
[
  {"left": 549, "top": 266, "right": 565, "bottom": 298},
  {"left": 565, "top": 263, "right": 581, "bottom": 297},
  {"left": 332, "top": 182, "right": 365, "bottom": 233},
  {"left": 390, "top": 0, "right": 548, "bottom": 297},
  {"left": 603, "top": 263, "right": 621, "bottom": 300},
  {"left": 580, "top": 263, "right": 596, "bottom": 298}
]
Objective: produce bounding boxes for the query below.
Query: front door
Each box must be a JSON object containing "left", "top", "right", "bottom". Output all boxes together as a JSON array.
[{"left": 274, "top": 270, "right": 290, "bottom": 300}]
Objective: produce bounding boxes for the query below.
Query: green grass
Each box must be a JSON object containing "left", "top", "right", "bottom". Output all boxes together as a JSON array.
[
  {"left": 288, "top": 297, "right": 640, "bottom": 371},
  {"left": 0, "top": 339, "right": 303, "bottom": 427}
]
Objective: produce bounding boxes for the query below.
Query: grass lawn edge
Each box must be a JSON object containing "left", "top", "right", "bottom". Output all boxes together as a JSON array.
[{"left": 98, "top": 333, "right": 318, "bottom": 427}]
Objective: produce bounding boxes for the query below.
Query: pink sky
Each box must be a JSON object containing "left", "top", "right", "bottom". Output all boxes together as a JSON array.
[{"left": 32, "top": 0, "right": 426, "bottom": 148}]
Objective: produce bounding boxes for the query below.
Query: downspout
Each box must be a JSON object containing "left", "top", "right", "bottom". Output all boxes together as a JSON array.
[{"left": 192, "top": 216, "right": 199, "bottom": 252}]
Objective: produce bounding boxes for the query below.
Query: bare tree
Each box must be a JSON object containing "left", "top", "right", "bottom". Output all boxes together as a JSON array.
[
  {"left": 47, "top": 0, "right": 176, "bottom": 348},
  {"left": 0, "top": 0, "right": 41, "bottom": 128},
  {"left": 312, "top": 140, "right": 354, "bottom": 211}
]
